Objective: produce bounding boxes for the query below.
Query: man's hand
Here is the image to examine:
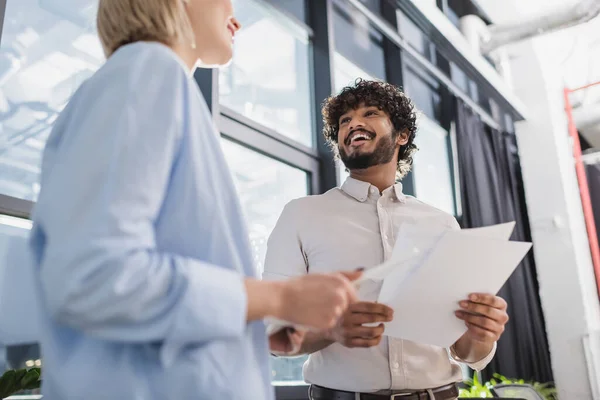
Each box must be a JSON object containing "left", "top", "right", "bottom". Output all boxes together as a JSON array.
[
  {"left": 325, "top": 301, "right": 394, "bottom": 348},
  {"left": 273, "top": 271, "right": 362, "bottom": 331},
  {"left": 453, "top": 293, "right": 508, "bottom": 363},
  {"left": 455, "top": 293, "right": 509, "bottom": 343},
  {"left": 269, "top": 327, "right": 306, "bottom": 355}
]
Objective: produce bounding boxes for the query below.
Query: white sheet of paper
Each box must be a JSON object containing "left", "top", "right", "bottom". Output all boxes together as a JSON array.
[
  {"left": 381, "top": 230, "right": 531, "bottom": 348},
  {"left": 378, "top": 222, "right": 517, "bottom": 304},
  {"left": 460, "top": 221, "right": 516, "bottom": 240},
  {"left": 355, "top": 222, "right": 448, "bottom": 293},
  {"left": 378, "top": 223, "right": 447, "bottom": 303},
  {"left": 357, "top": 278, "right": 384, "bottom": 302}
]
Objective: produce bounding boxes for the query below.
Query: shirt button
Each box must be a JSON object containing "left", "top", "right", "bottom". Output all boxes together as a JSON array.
[
  {"left": 384, "top": 234, "right": 389, "bottom": 240},
  {"left": 393, "top": 362, "right": 400, "bottom": 369},
  {"left": 370, "top": 188, "right": 377, "bottom": 194}
]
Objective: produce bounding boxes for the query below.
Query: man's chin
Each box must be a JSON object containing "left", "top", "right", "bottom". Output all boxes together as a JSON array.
[
  {"left": 344, "top": 147, "right": 373, "bottom": 158},
  {"left": 340, "top": 156, "right": 375, "bottom": 171}
]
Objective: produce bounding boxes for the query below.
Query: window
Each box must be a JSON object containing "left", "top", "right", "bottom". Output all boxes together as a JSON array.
[
  {"left": 219, "top": 0, "right": 313, "bottom": 147},
  {"left": 215, "top": 1, "right": 319, "bottom": 386},
  {"left": 357, "top": 0, "right": 381, "bottom": 14},
  {"left": 0, "top": 0, "right": 103, "bottom": 201},
  {"left": 0, "top": 215, "right": 39, "bottom": 378},
  {"left": 263, "top": 0, "right": 307, "bottom": 23},
  {"left": 221, "top": 139, "right": 309, "bottom": 275},
  {"left": 397, "top": 11, "right": 437, "bottom": 64},
  {"left": 412, "top": 116, "right": 456, "bottom": 215},
  {"left": 451, "top": 62, "right": 487, "bottom": 107},
  {"left": 333, "top": 0, "right": 386, "bottom": 81},
  {"left": 437, "top": 0, "right": 492, "bottom": 29},
  {"left": 450, "top": 62, "right": 469, "bottom": 93},
  {"left": 221, "top": 139, "right": 310, "bottom": 384},
  {"left": 504, "top": 113, "right": 515, "bottom": 134},
  {"left": 333, "top": 52, "right": 378, "bottom": 93},
  {"left": 403, "top": 63, "right": 442, "bottom": 124}
]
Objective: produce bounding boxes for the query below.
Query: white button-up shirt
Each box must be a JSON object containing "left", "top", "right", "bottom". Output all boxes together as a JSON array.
[{"left": 264, "top": 177, "right": 495, "bottom": 392}]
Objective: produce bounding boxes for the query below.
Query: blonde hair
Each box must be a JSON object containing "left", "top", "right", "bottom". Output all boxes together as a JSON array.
[{"left": 97, "top": 0, "right": 195, "bottom": 58}]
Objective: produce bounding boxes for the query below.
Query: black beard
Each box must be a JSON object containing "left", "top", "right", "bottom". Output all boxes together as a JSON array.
[{"left": 339, "top": 131, "right": 397, "bottom": 171}]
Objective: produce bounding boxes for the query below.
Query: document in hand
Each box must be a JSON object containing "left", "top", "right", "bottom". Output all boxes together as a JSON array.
[{"left": 355, "top": 222, "right": 531, "bottom": 348}]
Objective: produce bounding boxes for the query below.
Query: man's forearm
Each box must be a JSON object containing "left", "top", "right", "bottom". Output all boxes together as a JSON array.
[
  {"left": 452, "top": 334, "right": 494, "bottom": 363},
  {"left": 296, "top": 331, "right": 334, "bottom": 355}
]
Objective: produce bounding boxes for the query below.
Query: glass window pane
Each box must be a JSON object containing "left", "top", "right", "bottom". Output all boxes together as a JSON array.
[
  {"left": 445, "top": 5, "right": 461, "bottom": 27},
  {"left": 412, "top": 116, "right": 456, "bottom": 215},
  {"left": 450, "top": 62, "right": 469, "bottom": 93},
  {"left": 357, "top": 0, "right": 381, "bottom": 14},
  {"left": 333, "top": 52, "right": 378, "bottom": 93},
  {"left": 221, "top": 139, "right": 309, "bottom": 275},
  {"left": 504, "top": 113, "right": 515, "bottom": 133},
  {"left": 468, "top": 79, "right": 480, "bottom": 104},
  {"left": 220, "top": 0, "right": 313, "bottom": 147},
  {"left": 0, "top": 0, "right": 103, "bottom": 201},
  {"left": 333, "top": 1, "right": 386, "bottom": 81},
  {"left": 220, "top": 139, "right": 309, "bottom": 384},
  {"left": 397, "top": 11, "right": 436, "bottom": 63},
  {"left": 403, "top": 66, "right": 442, "bottom": 124},
  {"left": 265, "top": 0, "right": 307, "bottom": 23},
  {"left": 0, "top": 214, "right": 41, "bottom": 386},
  {"left": 270, "top": 355, "right": 308, "bottom": 385}
]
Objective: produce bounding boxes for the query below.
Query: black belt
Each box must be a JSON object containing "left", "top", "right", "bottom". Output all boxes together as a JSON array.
[{"left": 309, "top": 383, "right": 459, "bottom": 400}]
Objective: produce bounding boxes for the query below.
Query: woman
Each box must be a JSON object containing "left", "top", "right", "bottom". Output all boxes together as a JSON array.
[{"left": 28, "top": 0, "right": 359, "bottom": 399}]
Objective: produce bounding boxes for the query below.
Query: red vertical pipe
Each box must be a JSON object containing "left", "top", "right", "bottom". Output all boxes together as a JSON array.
[{"left": 564, "top": 87, "right": 600, "bottom": 298}]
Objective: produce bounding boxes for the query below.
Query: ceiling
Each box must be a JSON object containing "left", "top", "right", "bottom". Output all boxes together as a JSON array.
[{"left": 477, "top": 0, "right": 600, "bottom": 148}]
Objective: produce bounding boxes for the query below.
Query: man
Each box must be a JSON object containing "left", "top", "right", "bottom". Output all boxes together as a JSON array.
[{"left": 263, "top": 80, "right": 509, "bottom": 400}]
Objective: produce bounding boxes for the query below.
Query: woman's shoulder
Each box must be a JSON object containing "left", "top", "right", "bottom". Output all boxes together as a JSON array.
[
  {"left": 74, "top": 41, "right": 191, "bottom": 107},
  {"left": 101, "top": 42, "right": 189, "bottom": 79}
]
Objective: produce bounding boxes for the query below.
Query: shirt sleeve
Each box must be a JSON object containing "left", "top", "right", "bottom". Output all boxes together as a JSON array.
[
  {"left": 34, "top": 48, "right": 247, "bottom": 361},
  {"left": 262, "top": 202, "right": 308, "bottom": 345},
  {"left": 449, "top": 342, "right": 497, "bottom": 371},
  {"left": 447, "top": 215, "right": 462, "bottom": 230},
  {"left": 262, "top": 201, "right": 309, "bottom": 281}
]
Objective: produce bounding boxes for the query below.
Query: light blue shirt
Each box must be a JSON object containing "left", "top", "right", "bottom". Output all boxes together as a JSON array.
[{"left": 28, "top": 42, "right": 273, "bottom": 400}]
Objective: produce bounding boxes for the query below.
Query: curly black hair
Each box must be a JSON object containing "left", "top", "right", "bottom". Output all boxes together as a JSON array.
[{"left": 322, "top": 79, "right": 418, "bottom": 178}]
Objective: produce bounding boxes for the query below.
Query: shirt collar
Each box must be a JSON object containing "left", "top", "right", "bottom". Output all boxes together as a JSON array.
[{"left": 340, "top": 176, "right": 406, "bottom": 203}]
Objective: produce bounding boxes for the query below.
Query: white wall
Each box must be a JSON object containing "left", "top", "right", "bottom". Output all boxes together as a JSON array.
[{"left": 507, "top": 38, "right": 600, "bottom": 399}]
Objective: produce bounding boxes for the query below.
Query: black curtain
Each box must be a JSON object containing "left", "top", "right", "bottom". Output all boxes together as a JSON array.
[
  {"left": 585, "top": 160, "right": 600, "bottom": 247},
  {"left": 454, "top": 99, "right": 554, "bottom": 384}
]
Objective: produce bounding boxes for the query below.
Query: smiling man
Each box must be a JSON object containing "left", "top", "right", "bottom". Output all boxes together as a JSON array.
[{"left": 263, "top": 80, "right": 509, "bottom": 400}]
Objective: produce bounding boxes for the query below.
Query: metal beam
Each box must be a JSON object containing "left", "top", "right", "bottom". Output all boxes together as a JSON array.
[{"left": 0, "top": 194, "right": 33, "bottom": 219}]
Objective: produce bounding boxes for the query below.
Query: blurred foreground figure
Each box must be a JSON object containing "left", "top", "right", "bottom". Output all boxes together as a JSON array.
[{"left": 27, "top": 1, "right": 358, "bottom": 399}]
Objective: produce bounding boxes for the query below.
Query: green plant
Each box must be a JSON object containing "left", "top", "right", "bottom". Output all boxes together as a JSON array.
[
  {"left": 0, "top": 367, "right": 41, "bottom": 399},
  {"left": 489, "top": 373, "right": 558, "bottom": 400},
  {"left": 459, "top": 372, "right": 494, "bottom": 398},
  {"left": 458, "top": 372, "right": 558, "bottom": 400}
]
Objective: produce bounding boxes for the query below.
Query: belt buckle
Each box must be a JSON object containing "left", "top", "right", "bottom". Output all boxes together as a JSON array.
[{"left": 390, "top": 394, "right": 412, "bottom": 399}]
